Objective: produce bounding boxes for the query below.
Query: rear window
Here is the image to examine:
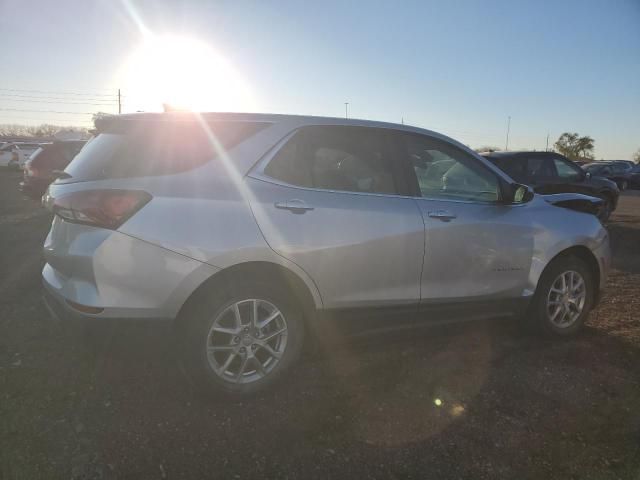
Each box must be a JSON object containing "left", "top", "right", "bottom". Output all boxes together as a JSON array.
[{"left": 62, "top": 121, "right": 268, "bottom": 182}]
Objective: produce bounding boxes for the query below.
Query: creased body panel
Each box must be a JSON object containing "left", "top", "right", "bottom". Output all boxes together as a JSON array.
[{"left": 43, "top": 217, "right": 219, "bottom": 319}]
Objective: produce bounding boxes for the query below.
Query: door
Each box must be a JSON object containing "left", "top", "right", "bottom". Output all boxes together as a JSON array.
[
  {"left": 396, "top": 133, "right": 535, "bottom": 321},
  {"left": 522, "top": 155, "right": 559, "bottom": 194},
  {"left": 548, "top": 155, "right": 594, "bottom": 195},
  {"left": 248, "top": 125, "right": 425, "bottom": 324}
]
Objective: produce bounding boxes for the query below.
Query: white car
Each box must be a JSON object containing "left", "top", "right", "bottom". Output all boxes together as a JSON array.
[{"left": 16, "top": 143, "right": 45, "bottom": 162}]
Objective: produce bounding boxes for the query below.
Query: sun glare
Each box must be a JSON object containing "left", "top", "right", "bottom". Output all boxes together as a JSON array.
[{"left": 118, "top": 35, "right": 256, "bottom": 113}]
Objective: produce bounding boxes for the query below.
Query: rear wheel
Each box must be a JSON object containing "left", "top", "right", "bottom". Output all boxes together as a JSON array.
[
  {"left": 181, "top": 281, "right": 305, "bottom": 397},
  {"left": 527, "top": 256, "right": 594, "bottom": 336}
]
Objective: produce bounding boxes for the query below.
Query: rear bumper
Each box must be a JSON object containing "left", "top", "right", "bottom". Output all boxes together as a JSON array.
[
  {"left": 42, "top": 219, "right": 221, "bottom": 324},
  {"left": 42, "top": 283, "right": 174, "bottom": 330}
]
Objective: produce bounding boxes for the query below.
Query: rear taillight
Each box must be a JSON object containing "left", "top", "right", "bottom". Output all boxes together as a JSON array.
[{"left": 52, "top": 190, "right": 151, "bottom": 229}]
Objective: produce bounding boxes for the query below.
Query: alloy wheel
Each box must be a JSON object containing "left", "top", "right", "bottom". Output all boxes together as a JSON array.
[
  {"left": 206, "top": 299, "right": 288, "bottom": 384},
  {"left": 546, "top": 270, "right": 587, "bottom": 328}
]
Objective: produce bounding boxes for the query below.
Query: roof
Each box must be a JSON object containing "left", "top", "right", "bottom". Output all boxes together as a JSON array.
[
  {"left": 99, "top": 111, "right": 419, "bottom": 131},
  {"left": 481, "top": 150, "right": 558, "bottom": 158},
  {"left": 95, "top": 111, "right": 476, "bottom": 156}
]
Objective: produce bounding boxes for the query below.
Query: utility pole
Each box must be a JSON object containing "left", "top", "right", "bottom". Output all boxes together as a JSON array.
[
  {"left": 545, "top": 132, "right": 550, "bottom": 151},
  {"left": 401, "top": 117, "right": 404, "bottom": 125},
  {"left": 118, "top": 89, "right": 122, "bottom": 114},
  {"left": 344, "top": 102, "right": 349, "bottom": 119},
  {"left": 505, "top": 116, "right": 511, "bottom": 150}
]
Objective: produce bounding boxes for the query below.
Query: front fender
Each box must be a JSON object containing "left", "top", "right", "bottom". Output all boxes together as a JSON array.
[{"left": 525, "top": 198, "right": 609, "bottom": 295}]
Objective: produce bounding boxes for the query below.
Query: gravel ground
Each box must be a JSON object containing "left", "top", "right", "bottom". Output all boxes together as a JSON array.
[{"left": 1, "top": 171, "right": 639, "bottom": 480}]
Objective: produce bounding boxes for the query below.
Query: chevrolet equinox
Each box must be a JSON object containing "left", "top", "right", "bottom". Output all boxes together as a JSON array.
[{"left": 42, "top": 113, "right": 610, "bottom": 396}]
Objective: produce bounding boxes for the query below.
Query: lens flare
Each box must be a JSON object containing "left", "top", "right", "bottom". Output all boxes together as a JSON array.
[{"left": 117, "top": 34, "right": 256, "bottom": 113}]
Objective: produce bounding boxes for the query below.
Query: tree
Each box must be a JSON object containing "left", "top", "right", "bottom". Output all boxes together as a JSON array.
[
  {"left": 633, "top": 148, "right": 640, "bottom": 164},
  {"left": 554, "top": 132, "right": 595, "bottom": 161},
  {"left": 0, "top": 123, "right": 89, "bottom": 139}
]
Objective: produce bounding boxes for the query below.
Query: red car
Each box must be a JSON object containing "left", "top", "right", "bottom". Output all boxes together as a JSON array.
[{"left": 20, "top": 140, "right": 86, "bottom": 200}]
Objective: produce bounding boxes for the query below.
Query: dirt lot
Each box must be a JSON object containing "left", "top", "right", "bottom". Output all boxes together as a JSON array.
[{"left": 1, "top": 170, "right": 639, "bottom": 480}]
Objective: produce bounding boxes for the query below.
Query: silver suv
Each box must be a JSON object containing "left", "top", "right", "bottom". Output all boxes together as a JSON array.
[{"left": 42, "top": 113, "right": 610, "bottom": 396}]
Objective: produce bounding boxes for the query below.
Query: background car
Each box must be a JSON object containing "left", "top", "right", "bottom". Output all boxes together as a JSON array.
[
  {"left": 0, "top": 143, "right": 25, "bottom": 169},
  {"left": 20, "top": 140, "right": 86, "bottom": 199},
  {"left": 582, "top": 161, "right": 633, "bottom": 190},
  {"left": 42, "top": 112, "right": 610, "bottom": 397},
  {"left": 628, "top": 163, "right": 640, "bottom": 189},
  {"left": 16, "top": 142, "right": 45, "bottom": 160},
  {"left": 482, "top": 151, "right": 619, "bottom": 221}
]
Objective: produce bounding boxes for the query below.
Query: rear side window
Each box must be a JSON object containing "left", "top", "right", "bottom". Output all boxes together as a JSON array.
[
  {"left": 63, "top": 121, "right": 268, "bottom": 181},
  {"left": 264, "top": 126, "right": 399, "bottom": 195}
]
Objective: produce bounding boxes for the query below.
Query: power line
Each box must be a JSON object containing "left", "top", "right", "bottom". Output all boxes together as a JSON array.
[
  {"left": 0, "top": 97, "right": 116, "bottom": 107},
  {"left": 0, "top": 107, "right": 97, "bottom": 115},
  {"left": 0, "top": 114, "right": 93, "bottom": 123},
  {"left": 0, "top": 87, "right": 118, "bottom": 97},
  {"left": 0, "top": 93, "right": 118, "bottom": 102}
]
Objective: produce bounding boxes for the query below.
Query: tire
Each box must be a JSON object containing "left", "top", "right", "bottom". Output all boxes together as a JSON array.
[
  {"left": 597, "top": 197, "right": 612, "bottom": 222},
  {"left": 526, "top": 256, "right": 594, "bottom": 337},
  {"left": 180, "top": 280, "right": 305, "bottom": 397}
]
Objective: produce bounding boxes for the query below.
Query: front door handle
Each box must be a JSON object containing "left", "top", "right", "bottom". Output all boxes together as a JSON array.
[
  {"left": 428, "top": 210, "right": 457, "bottom": 221},
  {"left": 274, "top": 199, "right": 314, "bottom": 213}
]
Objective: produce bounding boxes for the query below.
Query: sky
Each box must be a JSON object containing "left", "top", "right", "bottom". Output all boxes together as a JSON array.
[{"left": 0, "top": 0, "right": 638, "bottom": 159}]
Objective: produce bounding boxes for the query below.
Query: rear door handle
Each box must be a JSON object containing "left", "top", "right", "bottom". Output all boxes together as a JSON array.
[
  {"left": 428, "top": 210, "right": 457, "bottom": 221},
  {"left": 274, "top": 199, "right": 314, "bottom": 213}
]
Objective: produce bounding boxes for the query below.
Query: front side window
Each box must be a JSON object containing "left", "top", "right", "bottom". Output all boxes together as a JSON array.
[
  {"left": 526, "top": 157, "right": 555, "bottom": 179},
  {"left": 264, "top": 126, "right": 399, "bottom": 195},
  {"left": 403, "top": 134, "right": 500, "bottom": 202},
  {"left": 553, "top": 158, "right": 583, "bottom": 181}
]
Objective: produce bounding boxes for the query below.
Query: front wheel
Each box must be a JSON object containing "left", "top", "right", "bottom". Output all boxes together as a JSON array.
[
  {"left": 527, "top": 256, "right": 594, "bottom": 337},
  {"left": 180, "top": 281, "right": 305, "bottom": 397},
  {"left": 597, "top": 197, "right": 612, "bottom": 222}
]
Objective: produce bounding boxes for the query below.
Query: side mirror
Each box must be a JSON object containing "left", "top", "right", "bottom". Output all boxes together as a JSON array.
[{"left": 504, "top": 183, "right": 534, "bottom": 204}]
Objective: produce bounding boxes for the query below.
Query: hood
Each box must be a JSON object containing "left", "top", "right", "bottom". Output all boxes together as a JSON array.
[
  {"left": 543, "top": 193, "right": 603, "bottom": 216},
  {"left": 589, "top": 175, "right": 619, "bottom": 190}
]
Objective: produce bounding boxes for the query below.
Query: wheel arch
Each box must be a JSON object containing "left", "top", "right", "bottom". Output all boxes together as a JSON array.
[
  {"left": 173, "top": 261, "right": 320, "bottom": 334},
  {"left": 537, "top": 245, "right": 601, "bottom": 304}
]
